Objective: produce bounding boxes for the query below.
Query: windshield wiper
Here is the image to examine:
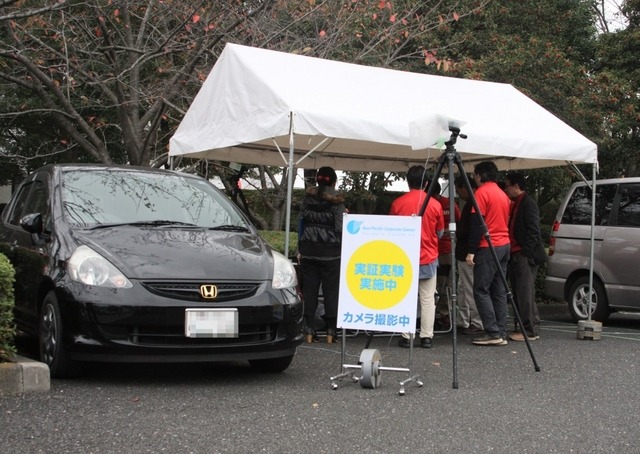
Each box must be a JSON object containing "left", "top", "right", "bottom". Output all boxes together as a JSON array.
[
  {"left": 85, "top": 220, "right": 198, "bottom": 230},
  {"left": 209, "top": 224, "right": 251, "bottom": 233}
]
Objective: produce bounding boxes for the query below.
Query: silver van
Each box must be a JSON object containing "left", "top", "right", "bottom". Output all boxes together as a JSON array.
[{"left": 545, "top": 177, "right": 640, "bottom": 322}]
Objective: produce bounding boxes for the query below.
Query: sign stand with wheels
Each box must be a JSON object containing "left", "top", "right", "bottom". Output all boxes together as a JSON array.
[
  {"left": 331, "top": 214, "right": 423, "bottom": 395},
  {"left": 329, "top": 330, "right": 423, "bottom": 395}
]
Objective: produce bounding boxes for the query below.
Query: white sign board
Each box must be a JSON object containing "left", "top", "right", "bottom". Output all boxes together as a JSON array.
[{"left": 338, "top": 214, "right": 421, "bottom": 333}]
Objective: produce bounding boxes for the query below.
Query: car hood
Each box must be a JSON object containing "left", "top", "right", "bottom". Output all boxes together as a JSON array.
[{"left": 71, "top": 227, "right": 273, "bottom": 280}]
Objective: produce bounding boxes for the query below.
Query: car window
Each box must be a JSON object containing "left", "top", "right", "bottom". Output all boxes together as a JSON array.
[
  {"left": 61, "top": 169, "right": 248, "bottom": 228},
  {"left": 616, "top": 183, "right": 640, "bottom": 227},
  {"left": 7, "top": 181, "right": 34, "bottom": 226},
  {"left": 6, "top": 176, "right": 51, "bottom": 230},
  {"left": 561, "top": 184, "right": 616, "bottom": 226},
  {"left": 27, "top": 176, "right": 51, "bottom": 232}
]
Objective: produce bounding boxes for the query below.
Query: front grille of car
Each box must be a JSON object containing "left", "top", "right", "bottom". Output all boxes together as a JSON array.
[
  {"left": 101, "top": 324, "right": 278, "bottom": 346},
  {"left": 141, "top": 281, "right": 261, "bottom": 302}
]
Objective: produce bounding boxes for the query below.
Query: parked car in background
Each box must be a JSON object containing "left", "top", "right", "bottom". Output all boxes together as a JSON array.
[
  {"left": 545, "top": 177, "right": 640, "bottom": 322},
  {"left": 0, "top": 164, "right": 303, "bottom": 377}
]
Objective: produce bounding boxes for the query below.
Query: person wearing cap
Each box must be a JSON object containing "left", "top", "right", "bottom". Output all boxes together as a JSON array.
[{"left": 298, "top": 166, "right": 346, "bottom": 344}]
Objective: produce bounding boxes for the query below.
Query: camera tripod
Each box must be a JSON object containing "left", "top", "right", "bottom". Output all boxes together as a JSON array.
[{"left": 419, "top": 127, "right": 541, "bottom": 389}]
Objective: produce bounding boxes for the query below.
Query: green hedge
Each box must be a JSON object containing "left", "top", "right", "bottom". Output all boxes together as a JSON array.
[
  {"left": 0, "top": 252, "right": 16, "bottom": 362},
  {"left": 259, "top": 231, "right": 298, "bottom": 258}
]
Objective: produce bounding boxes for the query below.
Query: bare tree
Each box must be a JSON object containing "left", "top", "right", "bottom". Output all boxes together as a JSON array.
[{"left": 0, "top": 0, "right": 485, "bottom": 228}]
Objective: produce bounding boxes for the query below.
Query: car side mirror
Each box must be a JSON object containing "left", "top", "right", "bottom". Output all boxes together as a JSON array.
[{"left": 20, "top": 213, "right": 43, "bottom": 234}]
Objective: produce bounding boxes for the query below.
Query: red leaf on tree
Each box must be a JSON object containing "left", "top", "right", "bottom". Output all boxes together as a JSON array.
[
  {"left": 114, "top": 9, "right": 119, "bottom": 17},
  {"left": 319, "top": 30, "right": 326, "bottom": 38},
  {"left": 378, "top": 1, "right": 385, "bottom": 8},
  {"left": 95, "top": 26, "right": 102, "bottom": 38},
  {"left": 192, "top": 14, "right": 200, "bottom": 23},
  {"left": 390, "top": 14, "right": 396, "bottom": 23},
  {"left": 453, "top": 12, "right": 460, "bottom": 21}
]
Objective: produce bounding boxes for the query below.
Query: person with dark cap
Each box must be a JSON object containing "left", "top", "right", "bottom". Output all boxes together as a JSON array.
[
  {"left": 390, "top": 165, "right": 444, "bottom": 349},
  {"left": 454, "top": 175, "right": 483, "bottom": 335},
  {"left": 298, "top": 166, "right": 346, "bottom": 344},
  {"left": 466, "top": 161, "right": 511, "bottom": 346}
]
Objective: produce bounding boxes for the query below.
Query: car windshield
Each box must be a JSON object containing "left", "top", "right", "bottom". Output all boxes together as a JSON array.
[{"left": 61, "top": 169, "right": 249, "bottom": 229}]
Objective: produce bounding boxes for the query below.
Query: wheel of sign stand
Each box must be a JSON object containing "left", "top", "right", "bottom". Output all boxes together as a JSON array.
[{"left": 359, "top": 349, "right": 382, "bottom": 388}]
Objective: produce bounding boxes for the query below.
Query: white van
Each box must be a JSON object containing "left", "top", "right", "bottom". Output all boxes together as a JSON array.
[{"left": 544, "top": 177, "right": 640, "bottom": 322}]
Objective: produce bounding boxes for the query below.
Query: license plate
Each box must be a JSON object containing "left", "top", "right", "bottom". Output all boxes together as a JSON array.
[{"left": 185, "top": 308, "right": 238, "bottom": 338}]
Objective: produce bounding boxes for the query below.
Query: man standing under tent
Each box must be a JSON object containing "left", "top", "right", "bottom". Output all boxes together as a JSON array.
[
  {"left": 504, "top": 171, "right": 547, "bottom": 341},
  {"left": 466, "top": 161, "right": 511, "bottom": 346},
  {"left": 390, "top": 165, "right": 444, "bottom": 349},
  {"left": 454, "top": 175, "right": 484, "bottom": 335},
  {"left": 430, "top": 179, "right": 461, "bottom": 331}
]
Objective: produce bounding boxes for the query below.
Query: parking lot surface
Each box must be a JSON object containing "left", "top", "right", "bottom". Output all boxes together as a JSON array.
[{"left": 1, "top": 303, "right": 639, "bottom": 453}]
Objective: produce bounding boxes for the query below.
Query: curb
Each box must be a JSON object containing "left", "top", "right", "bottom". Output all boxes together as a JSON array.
[{"left": 0, "top": 355, "right": 50, "bottom": 396}]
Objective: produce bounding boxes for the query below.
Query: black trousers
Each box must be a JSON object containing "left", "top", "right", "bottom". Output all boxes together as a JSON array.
[
  {"left": 508, "top": 251, "right": 540, "bottom": 336},
  {"left": 300, "top": 257, "right": 341, "bottom": 329}
]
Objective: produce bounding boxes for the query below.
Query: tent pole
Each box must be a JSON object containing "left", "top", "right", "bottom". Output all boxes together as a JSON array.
[
  {"left": 284, "top": 113, "right": 295, "bottom": 257},
  {"left": 587, "top": 163, "right": 597, "bottom": 321}
]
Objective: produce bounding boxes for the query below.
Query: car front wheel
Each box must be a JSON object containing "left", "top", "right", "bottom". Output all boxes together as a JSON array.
[
  {"left": 568, "top": 276, "right": 610, "bottom": 323},
  {"left": 40, "top": 291, "right": 81, "bottom": 378}
]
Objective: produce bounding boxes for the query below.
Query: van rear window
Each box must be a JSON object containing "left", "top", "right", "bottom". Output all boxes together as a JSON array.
[
  {"left": 561, "top": 185, "right": 616, "bottom": 226},
  {"left": 617, "top": 184, "right": 640, "bottom": 227}
]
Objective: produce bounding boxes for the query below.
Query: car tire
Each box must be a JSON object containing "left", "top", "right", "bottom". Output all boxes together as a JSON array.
[
  {"left": 568, "top": 276, "right": 610, "bottom": 323},
  {"left": 249, "top": 354, "right": 294, "bottom": 373},
  {"left": 39, "top": 291, "right": 81, "bottom": 378}
]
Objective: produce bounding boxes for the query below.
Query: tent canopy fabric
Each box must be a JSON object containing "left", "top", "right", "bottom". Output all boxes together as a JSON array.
[{"left": 169, "top": 43, "right": 597, "bottom": 172}]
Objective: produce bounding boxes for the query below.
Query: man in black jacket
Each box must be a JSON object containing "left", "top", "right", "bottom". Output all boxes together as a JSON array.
[
  {"left": 454, "top": 175, "right": 483, "bottom": 335},
  {"left": 504, "top": 172, "right": 547, "bottom": 341}
]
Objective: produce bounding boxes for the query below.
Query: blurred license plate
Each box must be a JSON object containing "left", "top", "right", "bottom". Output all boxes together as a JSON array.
[{"left": 185, "top": 308, "right": 238, "bottom": 338}]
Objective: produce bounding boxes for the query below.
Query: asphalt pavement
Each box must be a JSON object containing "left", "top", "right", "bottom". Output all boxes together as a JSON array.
[{"left": 1, "top": 303, "right": 639, "bottom": 454}]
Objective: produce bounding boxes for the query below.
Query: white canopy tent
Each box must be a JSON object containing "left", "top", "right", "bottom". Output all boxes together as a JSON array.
[
  {"left": 170, "top": 43, "right": 597, "bottom": 172},
  {"left": 169, "top": 43, "right": 598, "bottom": 254}
]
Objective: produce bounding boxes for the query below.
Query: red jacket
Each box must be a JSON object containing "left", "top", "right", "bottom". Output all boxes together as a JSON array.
[{"left": 390, "top": 189, "right": 444, "bottom": 265}]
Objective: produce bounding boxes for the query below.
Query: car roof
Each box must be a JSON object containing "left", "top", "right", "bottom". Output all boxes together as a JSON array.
[
  {"left": 570, "top": 176, "right": 640, "bottom": 188},
  {"left": 33, "top": 163, "right": 197, "bottom": 179}
]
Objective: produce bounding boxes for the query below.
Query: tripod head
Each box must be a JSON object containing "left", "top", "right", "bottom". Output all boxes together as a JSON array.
[{"left": 445, "top": 126, "right": 467, "bottom": 149}]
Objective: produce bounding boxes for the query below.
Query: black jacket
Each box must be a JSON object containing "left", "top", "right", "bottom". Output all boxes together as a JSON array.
[
  {"left": 511, "top": 192, "right": 547, "bottom": 264},
  {"left": 455, "top": 200, "right": 472, "bottom": 262},
  {"left": 298, "top": 186, "right": 346, "bottom": 258}
]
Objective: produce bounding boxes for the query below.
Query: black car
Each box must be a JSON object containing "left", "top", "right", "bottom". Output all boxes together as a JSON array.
[{"left": 0, "top": 164, "right": 303, "bottom": 377}]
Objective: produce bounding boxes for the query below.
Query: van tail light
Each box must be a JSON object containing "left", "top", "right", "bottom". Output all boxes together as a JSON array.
[{"left": 548, "top": 220, "right": 560, "bottom": 256}]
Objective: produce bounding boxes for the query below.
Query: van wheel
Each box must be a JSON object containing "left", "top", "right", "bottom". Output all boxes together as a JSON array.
[
  {"left": 249, "top": 354, "right": 294, "bottom": 373},
  {"left": 40, "top": 291, "right": 81, "bottom": 378},
  {"left": 568, "top": 276, "right": 610, "bottom": 323}
]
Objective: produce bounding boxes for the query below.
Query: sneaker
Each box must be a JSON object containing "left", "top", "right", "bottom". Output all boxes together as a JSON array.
[
  {"left": 460, "top": 325, "right": 484, "bottom": 335},
  {"left": 498, "top": 339, "right": 508, "bottom": 346},
  {"left": 508, "top": 332, "right": 540, "bottom": 342},
  {"left": 472, "top": 334, "right": 504, "bottom": 346},
  {"left": 420, "top": 337, "right": 433, "bottom": 348},
  {"left": 398, "top": 337, "right": 412, "bottom": 348}
]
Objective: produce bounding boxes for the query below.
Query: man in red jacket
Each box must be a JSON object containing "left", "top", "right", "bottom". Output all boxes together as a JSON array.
[
  {"left": 390, "top": 165, "right": 444, "bottom": 349},
  {"left": 429, "top": 179, "right": 461, "bottom": 331},
  {"left": 465, "top": 161, "right": 511, "bottom": 346}
]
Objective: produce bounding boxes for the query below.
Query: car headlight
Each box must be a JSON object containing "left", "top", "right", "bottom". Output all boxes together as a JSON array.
[
  {"left": 271, "top": 250, "right": 298, "bottom": 290},
  {"left": 68, "top": 245, "right": 132, "bottom": 288}
]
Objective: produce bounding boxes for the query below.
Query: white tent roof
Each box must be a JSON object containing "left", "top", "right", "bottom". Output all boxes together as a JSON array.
[{"left": 169, "top": 43, "right": 597, "bottom": 172}]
